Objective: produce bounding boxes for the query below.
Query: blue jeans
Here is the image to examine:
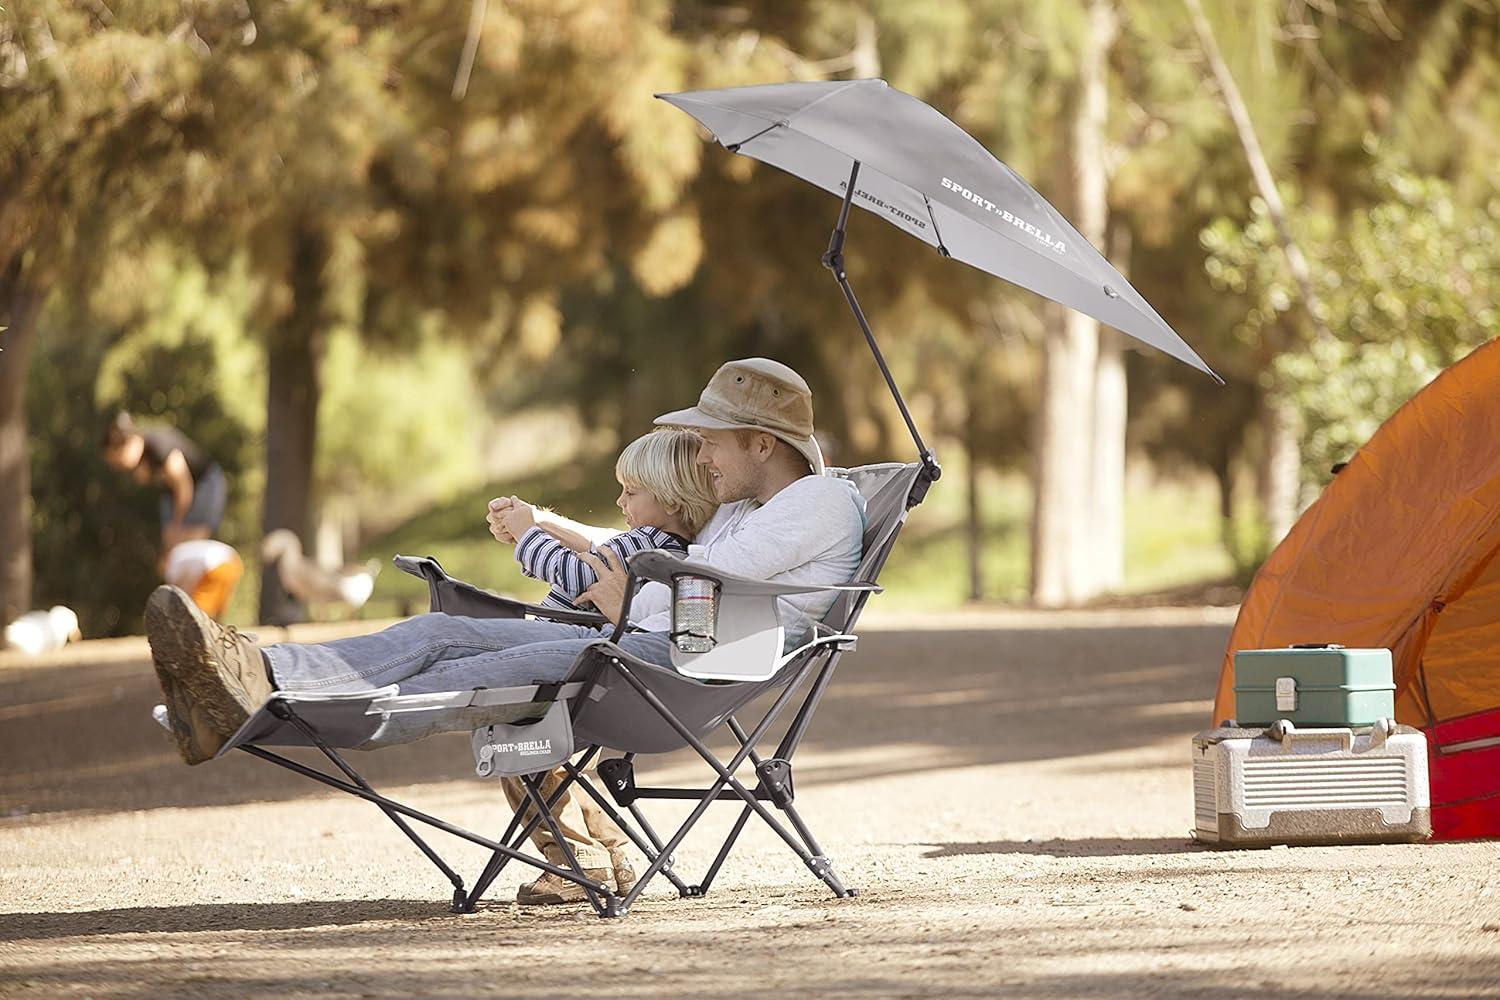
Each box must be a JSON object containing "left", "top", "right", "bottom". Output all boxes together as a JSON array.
[{"left": 262, "top": 614, "right": 673, "bottom": 743}]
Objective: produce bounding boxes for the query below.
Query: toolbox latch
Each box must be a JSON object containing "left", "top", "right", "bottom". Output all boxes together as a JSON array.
[{"left": 1275, "top": 676, "right": 1298, "bottom": 712}]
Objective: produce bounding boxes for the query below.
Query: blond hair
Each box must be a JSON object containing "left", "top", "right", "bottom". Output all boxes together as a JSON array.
[{"left": 615, "top": 429, "right": 719, "bottom": 536}]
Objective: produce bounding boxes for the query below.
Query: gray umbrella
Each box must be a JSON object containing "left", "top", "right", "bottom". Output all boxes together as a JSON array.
[{"left": 658, "top": 79, "right": 1221, "bottom": 476}]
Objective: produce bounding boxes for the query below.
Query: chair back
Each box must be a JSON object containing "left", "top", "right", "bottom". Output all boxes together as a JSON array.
[{"left": 571, "top": 462, "right": 925, "bottom": 753}]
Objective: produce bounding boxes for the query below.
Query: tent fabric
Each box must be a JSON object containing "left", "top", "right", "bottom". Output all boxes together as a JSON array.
[{"left": 1214, "top": 337, "right": 1500, "bottom": 838}]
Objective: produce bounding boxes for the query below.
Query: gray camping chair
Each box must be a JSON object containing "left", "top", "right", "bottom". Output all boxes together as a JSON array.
[{"left": 178, "top": 462, "right": 931, "bottom": 918}]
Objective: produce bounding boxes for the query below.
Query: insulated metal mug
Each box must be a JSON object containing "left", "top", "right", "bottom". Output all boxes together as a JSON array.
[{"left": 672, "top": 575, "right": 719, "bottom": 653}]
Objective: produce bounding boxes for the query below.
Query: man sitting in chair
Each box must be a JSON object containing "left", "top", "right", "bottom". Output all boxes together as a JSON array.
[{"left": 143, "top": 357, "right": 867, "bottom": 904}]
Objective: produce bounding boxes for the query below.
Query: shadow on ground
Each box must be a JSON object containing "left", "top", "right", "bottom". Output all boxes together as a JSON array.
[
  {"left": 0, "top": 899, "right": 449, "bottom": 942},
  {"left": 923, "top": 837, "right": 1208, "bottom": 859},
  {"left": 0, "top": 619, "right": 1227, "bottom": 819}
]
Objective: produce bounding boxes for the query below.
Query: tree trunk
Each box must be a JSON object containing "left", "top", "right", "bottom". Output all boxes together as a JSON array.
[
  {"left": 258, "top": 229, "right": 328, "bottom": 624},
  {"left": 0, "top": 260, "right": 44, "bottom": 628},
  {"left": 1091, "top": 222, "right": 1130, "bottom": 595},
  {"left": 1031, "top": 0, "right": 1115, "bottom": 607},
  {"left": 1182, "top": 0, "right": 1333, "bottom": 345},
  {"left": 1091, "top": 329, "right": 1126, "bottom": 592},
  {"left": 1031, "top": 301, "right": 1097, "bottom": 607},
  {"left": 1257, "top": 389, "right": 1301, "bottom": 550},
  {"left": 1211, "top": 444, "right": 1236, "bottom": 564},
  {"left": 851, "top": 12, "right": 880, "bottom": 79},
  {"left": 964, "top": 365, "right": 983, "bottom": 602}
]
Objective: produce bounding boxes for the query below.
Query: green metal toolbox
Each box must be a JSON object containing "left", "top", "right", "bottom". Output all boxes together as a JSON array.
[{"left": 1232, "top": 645, "right": 1395, "bottom": 727}]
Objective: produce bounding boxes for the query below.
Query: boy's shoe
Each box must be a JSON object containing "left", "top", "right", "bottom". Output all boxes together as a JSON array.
[
  {"left": 145, "top": 585, "right": 271, "bottom": 761},
  {"left": 610, "top": 848, "right": 637, "bottom": 895},
  {"left": 516, "top": 867, "right": 615, "bottom": 906}
]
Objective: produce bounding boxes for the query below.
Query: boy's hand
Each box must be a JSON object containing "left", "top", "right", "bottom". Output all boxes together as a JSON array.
[
  {"left": 487, "top": 497, "right": 517, "bottom": 544},
  {"left": 500, "top": 496, "right": 535, "bottom": 539}
]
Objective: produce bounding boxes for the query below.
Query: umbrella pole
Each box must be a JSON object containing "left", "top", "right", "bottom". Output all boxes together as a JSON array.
[{"left": 821, "top": 161, "right": 941, "bottom": 494}]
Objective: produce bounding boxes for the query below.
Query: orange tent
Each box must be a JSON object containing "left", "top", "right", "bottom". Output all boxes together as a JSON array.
[{"left": 1215, "top": 337, "right": 1500, "bottom": 840}]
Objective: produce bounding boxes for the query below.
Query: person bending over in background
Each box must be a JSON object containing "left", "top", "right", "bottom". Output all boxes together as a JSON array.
[{"left": 101, "top": 412, "right": 229, "bottom": 567}]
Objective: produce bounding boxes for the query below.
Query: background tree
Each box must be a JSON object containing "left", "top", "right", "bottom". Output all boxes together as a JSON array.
[{"left": 0, "top": 2, "right": 216, "bottom": 625}]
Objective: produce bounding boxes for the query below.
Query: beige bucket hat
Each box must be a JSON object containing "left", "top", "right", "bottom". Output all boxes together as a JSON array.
[{"left": 655, "top": 358, "right": 825, "bottom": 476}]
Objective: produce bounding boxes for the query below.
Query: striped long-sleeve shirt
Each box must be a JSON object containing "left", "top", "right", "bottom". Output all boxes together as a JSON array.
[{"left": 515, "top": 524, "right": 689, "bottom": 613}]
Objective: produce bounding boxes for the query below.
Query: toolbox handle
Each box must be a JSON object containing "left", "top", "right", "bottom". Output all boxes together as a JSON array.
[{"left": 1268, "top": 720, "right": 1354, "bottom": 751}]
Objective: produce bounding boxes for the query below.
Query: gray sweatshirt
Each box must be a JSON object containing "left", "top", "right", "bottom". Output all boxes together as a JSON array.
[{"left": 627, "top": 474, "right": 868, "bottom": 639}]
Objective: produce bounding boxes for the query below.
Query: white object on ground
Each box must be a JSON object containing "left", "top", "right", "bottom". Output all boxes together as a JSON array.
[
  {"left": 4, "top": 606, "right": 82, "bottom": 655},
  {"left": 164, "top": 539, "right": 240, "bottom": 590},
  {"left": 261, "top": 529, "right": 378, "bottom": 610}
]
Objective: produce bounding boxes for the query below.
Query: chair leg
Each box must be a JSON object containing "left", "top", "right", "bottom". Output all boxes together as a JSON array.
[
  {"left": 237, "top": 746, "right": 588, "bottom": 909},
  {"left": 518, "top": 773, "right": 618, "bottom": 918},
  {"left": 604, "top": 656, "right": 857, "bottom": 906},
  {"left": 565, "top": 765, "right": 695, "bottom": 898},
  {"left": 262, "top": 707, "right": 472, "bottom": 910},
  {"left": 698, "top": 804, "right": 754, "bottom": 895},
  {"left": 465, "top": 748, "right": 603, "bottom": 909}
]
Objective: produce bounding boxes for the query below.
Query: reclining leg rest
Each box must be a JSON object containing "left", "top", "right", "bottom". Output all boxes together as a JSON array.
[{"left": 238, "top": 702, "right": 616, "bottom": 914}]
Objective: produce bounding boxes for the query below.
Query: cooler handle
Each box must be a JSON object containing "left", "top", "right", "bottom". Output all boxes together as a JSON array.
[
  {"left": 1269, "top": 719, "right": 1398, "bottom": 750},
  {"left": 1286, "top": 642, "right": 1345, "bottom": 649},
  {"left": 1268, "top": 720, "right": 1354, "bottom": 751}
]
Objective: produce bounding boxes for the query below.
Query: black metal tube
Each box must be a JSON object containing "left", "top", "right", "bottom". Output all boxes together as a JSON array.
[
  {"left": 700, "top": 806, "right": 754, "bottom": 893},
  {"left": 273, "top": 710, "right": 466, "bottom": 892},
  {"left": 467, "top": 747, "right": 602, "bottom": 906},
  {"left": 238, "top": 746, "right": 598, "bottom": 885},
  {"left": 825, "top": 160, "right": 860, "bottom": 262},
  {"left": 606, "top": 657, "right": 827, "bottom": 909},
  {"left": 727, "top": 716, "right": 768, "bottom": 769},
  {"left": 821, "top": 160, "right": 938, "bottom": 475},
  {"left": 774, "top": 647, "right": 846, "bottom": 761},
  {"left": 834, "top": 271, "right": 933, "bottom": 464},
  {"left": 520, "top": 773, "right": 610, "bottom": 914},
  {"left": 564, "top": 765, "right": 693, "bottom": 896}
]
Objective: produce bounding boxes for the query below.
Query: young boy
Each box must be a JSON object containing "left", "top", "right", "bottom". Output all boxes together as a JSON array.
[{"left": 498, "top": 429, "right": 717, "bottom": 615}]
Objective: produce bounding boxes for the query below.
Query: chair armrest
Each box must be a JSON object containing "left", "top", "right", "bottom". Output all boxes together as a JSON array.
[
  {"left": 392, "top": 553, "right": 607, "bottom": 627},
  {"left": 625, "top": 549, "right": 882, "bottom": 598}
]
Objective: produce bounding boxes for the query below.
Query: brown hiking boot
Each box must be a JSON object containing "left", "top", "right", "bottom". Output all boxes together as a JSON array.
[
  {"left": 516, "top": 866, "right": 614, "bottom": 906},
  {"left": 154, "top": 670, "right": 228, "bottom": 765},
  {"left": 145, "top": 585, "right": 270, "bottom": 762}
]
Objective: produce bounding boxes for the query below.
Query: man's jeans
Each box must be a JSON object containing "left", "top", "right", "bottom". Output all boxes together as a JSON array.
[{"left": 262, "top": 613, "right": 673, "bottom": 740}]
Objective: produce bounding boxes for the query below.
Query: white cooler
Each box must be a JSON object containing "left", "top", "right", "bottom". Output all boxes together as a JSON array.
[{"left": 1192, "top": 719, "right": 1430, "bottom": 846}]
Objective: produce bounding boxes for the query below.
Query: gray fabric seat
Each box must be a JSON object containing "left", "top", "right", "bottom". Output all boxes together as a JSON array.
[{"left": 567, "top": 462, "right": 920, "bottom": 753}]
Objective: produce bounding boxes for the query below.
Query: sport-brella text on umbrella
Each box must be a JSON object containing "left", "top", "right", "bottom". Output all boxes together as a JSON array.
[{"left": 658, "top": 79, "right": 1222, "bottom": 492}]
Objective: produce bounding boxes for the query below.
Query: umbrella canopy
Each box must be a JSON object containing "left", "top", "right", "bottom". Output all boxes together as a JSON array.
[{"left": 658, "top": 78, "right": 1220, "bottom": 383}]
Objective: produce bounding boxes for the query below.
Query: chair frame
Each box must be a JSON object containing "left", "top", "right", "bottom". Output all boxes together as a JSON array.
[{"left": 208, "top": 463, "right": 934, "bottom": 918}]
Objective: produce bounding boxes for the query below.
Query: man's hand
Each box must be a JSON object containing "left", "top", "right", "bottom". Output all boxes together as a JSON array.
[
  {"left": 487, "top": 497, "right": 517, "bottom": 544},
  {"left": 578, "top": 548, "right": 628, "bottom": 624}
]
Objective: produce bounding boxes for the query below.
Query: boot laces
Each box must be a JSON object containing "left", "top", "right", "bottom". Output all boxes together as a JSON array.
[{"left": 214, "top": 622, "right": 248, "bottom": 654}]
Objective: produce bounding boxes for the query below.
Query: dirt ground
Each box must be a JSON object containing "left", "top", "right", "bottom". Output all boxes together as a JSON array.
[{"left": 3, "top": 607, "right": 1499, "bottom": 999}]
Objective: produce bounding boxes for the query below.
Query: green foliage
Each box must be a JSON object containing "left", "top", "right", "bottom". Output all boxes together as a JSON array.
[
  {"left": 12, "top": 0, "right": 1500, "bottom": 625},
  {"left": 315, "top": 328, "right": 487, "bottom": 511},
  {"left": 1203, "top": 166, "right": 1500, "bottom": 482},
  {"left": 28, "top": 314, "right": 255, "bottom": 637}
]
